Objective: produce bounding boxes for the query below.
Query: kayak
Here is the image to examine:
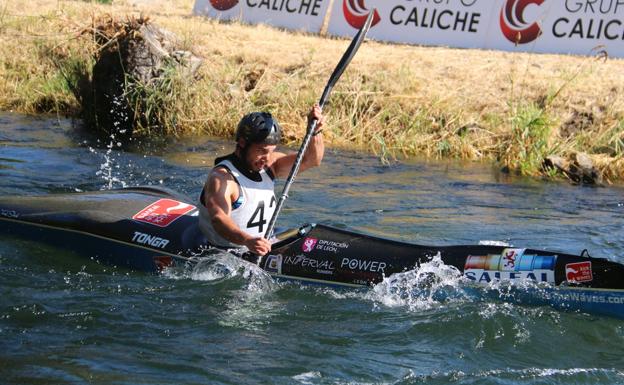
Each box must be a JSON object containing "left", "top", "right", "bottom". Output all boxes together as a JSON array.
[{"left": 1, "top": 186, "right": 623, "bottom": 319}]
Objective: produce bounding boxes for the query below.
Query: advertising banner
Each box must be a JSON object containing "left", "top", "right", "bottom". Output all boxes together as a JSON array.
[
  {"left": 193, "top": 0, "right": 332, "bottom": 33},
  {"left": 327, "top": 0, "right": 624, "bottom": 58},
  {"left": 329, "top": 0, "right": 495, "bottom": 49},
  {"left": 485, "top": 0, "right": 624, "bottom": 57}
]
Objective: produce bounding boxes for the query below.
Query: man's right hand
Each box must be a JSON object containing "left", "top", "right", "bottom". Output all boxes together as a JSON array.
[{"left": 244, "top": 236, "right": 272, "bottom": 255}]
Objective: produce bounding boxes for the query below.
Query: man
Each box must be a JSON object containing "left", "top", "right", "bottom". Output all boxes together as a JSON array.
[{"left": 199, "top": 105, "right": 325, "bottom": 255}]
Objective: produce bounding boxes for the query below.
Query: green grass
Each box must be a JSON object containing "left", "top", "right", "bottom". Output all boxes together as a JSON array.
[
  {"left": 589, "top": 119, "right": 624, "bottom": 157},
  {"left": 500, "top": 102, "right": 553, "bottom": 175}
]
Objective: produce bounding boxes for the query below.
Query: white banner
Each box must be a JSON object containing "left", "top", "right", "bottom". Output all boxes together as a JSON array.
[
  {"left": 193, "top": 0, "right": 332, "bottom": 33},
  {"left": 327, "top": 0, "right": 624, "bottom": 58},
  {"left": 486, "top": 0, "right": 624, "bottom": 57},
  {"left": 330, "top": 0, "right": 495, "bottom": 49}
]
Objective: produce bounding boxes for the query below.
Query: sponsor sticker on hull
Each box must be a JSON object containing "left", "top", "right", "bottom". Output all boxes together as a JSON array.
[
  {"left": 465, "top": 269, "right": 555, "bottom": 284},
  {"left": 284, "top": 254, "right": 335, "bottom": 275},
  {"left": 302, "top": 237, "right": 318, "bottom": 253},
  {"left": 551, "top": 289, "right": 624, "bottom": 306},
  {"left": 566, "top": 261, "right": 593, "bottom": 283},
  {"left": 153, "top": 256, "right": 173, "bottom": 272},
  {"left": 132, "top": 199, "right": 195, "bottom": 228},
  {"left": 464, "top": 249, "right": 557, "bottom": 284},
  {"left": 340, "top": 257, "right": 387, "bottom": 273},
  {"left": 301, "top": 237, "right": 349, "bottom": 254},
  {"left": 132, "top": 231, "right": 170, "bottom": 249},
  {"left": 264, "top": 254, "right": 283, "bottom": 274}
]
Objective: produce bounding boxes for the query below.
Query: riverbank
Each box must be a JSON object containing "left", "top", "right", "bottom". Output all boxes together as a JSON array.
[{"left": 1, "top": 0, "right": 623, "bottom": 181}]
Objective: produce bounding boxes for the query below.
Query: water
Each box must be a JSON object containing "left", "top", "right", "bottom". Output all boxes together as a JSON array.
[{"left": 1, "top": 113, "right": 624, "bottom": 384}]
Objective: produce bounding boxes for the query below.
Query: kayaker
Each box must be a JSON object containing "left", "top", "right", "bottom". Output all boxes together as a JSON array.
[{"left": 199, "top": 105, "right": 325, "bottom": 255}]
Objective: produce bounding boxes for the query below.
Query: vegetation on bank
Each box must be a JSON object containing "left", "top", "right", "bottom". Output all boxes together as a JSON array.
[{"left": 1, "top": 0, "right": 623, "bottom": 182}]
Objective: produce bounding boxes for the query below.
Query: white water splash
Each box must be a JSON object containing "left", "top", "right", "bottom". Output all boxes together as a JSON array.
[
  {"left": 162, "top": 250, "right": 283, "bottom": 330},
  {"left": 88, "top": 91, "right": 132, "bottom": 190},
  {"left": 321, "top": 254, "right": 570, "bottom": 318},
  {"left": 480, "top": 274, "right": 555, "bottom": 303},
  {"left": 365, "top": 254, "right": 467, "bottom": 312},
  {"left": 163, "top": 250, "right": 277, "bottom": 292},
  {"left": 193, "top": 252, "right": 276, "bottom": 293},
  {"left": 292, "top": 371, "right": 322, "bottom": 385},
  {"left": 89, "top": 133, "right": 128, "bottom": 190},
  {"left": 419, "top": 367, "right": 624, "bottom": 383}
]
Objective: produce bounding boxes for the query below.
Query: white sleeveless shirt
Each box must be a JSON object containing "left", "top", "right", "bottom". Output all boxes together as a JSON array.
[{"left": 199, "top": 159, "right": 276, "bottom": 248}]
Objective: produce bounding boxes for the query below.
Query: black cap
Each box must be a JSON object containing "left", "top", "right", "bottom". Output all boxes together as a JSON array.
[{"left": 236, "top": 112, "right": 281, "bottom": 145}]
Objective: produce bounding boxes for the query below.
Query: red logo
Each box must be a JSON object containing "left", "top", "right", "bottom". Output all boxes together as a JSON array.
[
  {"left": 566, "top": 262, "right": 593, "bottom": 283},
  {"left": 132, "top": 199, "right": 196, "bottom": 228},
  {"left": 302, "top": 237, "right": 318, "bottom": 253},
  {"left": 343, "top": 0, "right": 381, "bottom": 29},
  {"left": 500, "top": 0, "right": 544, "bottom": 44},
  {"left": 153, "top": 256, "right": 173, "bottom": 272},
  {"left": 210, "top": 0, "right": 238, "bottom": 11}
]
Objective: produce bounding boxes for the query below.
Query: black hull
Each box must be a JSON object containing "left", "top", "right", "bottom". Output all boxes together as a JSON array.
[
  {"left": 1, "top": 187, "right": 624, "bottom": 318},
  {"left": 265, "top": 224, "right": 624, "bottom": 291},
  {"left": 0, "top": 187, "right": 206, "bottom": 272}
]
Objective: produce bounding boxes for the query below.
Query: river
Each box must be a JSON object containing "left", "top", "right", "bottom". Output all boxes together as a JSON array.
[{"left": 1, "top": 113, "right": 623, "bottom": 384}]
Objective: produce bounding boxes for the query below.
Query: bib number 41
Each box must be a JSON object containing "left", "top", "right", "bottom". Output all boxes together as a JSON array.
[{"left": 246, "top": 197, "right": 275, "bottom": 234}]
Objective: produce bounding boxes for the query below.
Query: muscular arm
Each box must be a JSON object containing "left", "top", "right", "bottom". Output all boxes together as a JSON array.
[
  {"left": 270, "top": 105, "right": 326, "bottom": 179},
  {"left": 270, "top": 134, "right": 324, "bottom": 179},
  {"left": 203, "top": 168, "right": 271, "bottom": 254}
]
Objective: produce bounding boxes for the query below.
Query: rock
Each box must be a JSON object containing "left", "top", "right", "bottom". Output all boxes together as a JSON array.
[
  {"left": 86, "top": 16, "right": 202, "bottom": 137},
  {"left": 569, "top": 152, "right": 602, "bottom": 185},
  {"left": 542, "top": 153, "right": 602, "bottom": 185},
  {"left": 543, "top": 155, "right": 568, "bottom": 173}
]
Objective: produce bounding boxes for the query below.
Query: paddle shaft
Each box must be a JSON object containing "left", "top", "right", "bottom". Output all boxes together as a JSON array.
[{"left": 261, "top": 12, "right": 375, "bottom": 254}]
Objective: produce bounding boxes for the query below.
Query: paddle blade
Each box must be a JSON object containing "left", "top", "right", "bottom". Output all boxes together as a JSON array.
[{"left": 319, "top": 9, "right": 375, "bottom": 107}]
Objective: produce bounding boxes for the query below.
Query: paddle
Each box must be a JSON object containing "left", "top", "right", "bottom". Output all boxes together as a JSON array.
[{"left": 255, "top": 11, "right": 376, "bottom": 264}]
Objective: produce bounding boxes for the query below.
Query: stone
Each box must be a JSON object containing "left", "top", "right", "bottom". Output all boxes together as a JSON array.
[
  {"left": 86, "top": 16, "right": 202, "bottom": 137},
  {"left": 543, "top": 153, "right": 603, "bottom": 185},
  {"left": 569, "top": 152, "right": 602, "bottom": 185},
  {"left": 543, "top": 155, "right": 568, "bottom": 173}
]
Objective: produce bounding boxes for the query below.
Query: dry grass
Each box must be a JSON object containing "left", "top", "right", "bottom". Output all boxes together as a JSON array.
[{"left": 1, "top": 0, "right": 623, "bottom": 180}]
